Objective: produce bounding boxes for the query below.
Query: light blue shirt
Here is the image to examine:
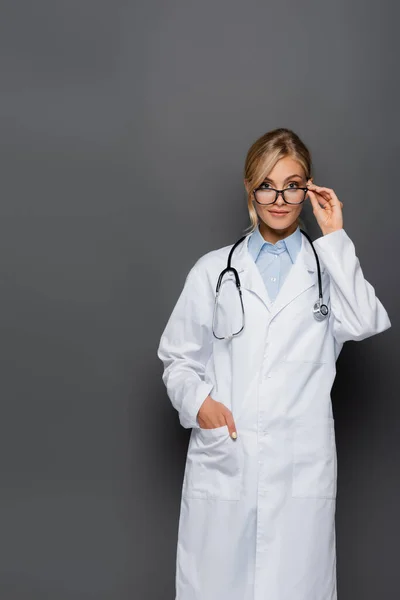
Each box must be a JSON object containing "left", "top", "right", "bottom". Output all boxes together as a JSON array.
[{"left": 248, "top": 224, "right": 303, "bottom": 302}]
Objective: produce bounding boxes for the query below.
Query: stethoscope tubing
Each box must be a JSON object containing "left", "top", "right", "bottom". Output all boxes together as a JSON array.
[
  {"left": 217, "top": 230, "right": 322, "bottom": 299},
  {"left": 212, "top": 229, "right": 328, "bottom": 339}
]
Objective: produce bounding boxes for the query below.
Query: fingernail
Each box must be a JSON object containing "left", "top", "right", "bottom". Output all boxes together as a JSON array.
[{"left": 231, "top": 432, "right": 237, "bottom": 439}]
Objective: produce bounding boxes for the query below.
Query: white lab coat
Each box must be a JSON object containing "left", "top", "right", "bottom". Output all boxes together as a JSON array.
[{"left": 157, "top": 228, "right": 391, "bottom": 600}]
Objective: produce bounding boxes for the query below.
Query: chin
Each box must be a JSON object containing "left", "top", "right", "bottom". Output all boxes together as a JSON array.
[{"left": 265, "top": 216, "right": 297, "bottom": 230}]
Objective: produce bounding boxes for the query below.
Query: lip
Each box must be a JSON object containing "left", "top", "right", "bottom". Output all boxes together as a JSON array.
[{"left": 269, "top": 210, "right": 289, "bottom": 215}]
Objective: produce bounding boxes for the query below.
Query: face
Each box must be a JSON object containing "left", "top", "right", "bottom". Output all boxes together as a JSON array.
[{"left": 245, "top": 156, "right": 310, "bottom": 240}]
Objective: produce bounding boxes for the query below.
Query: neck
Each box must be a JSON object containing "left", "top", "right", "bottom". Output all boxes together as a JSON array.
[{"left": 258, "top": 220, "right": 298, "bottom": 245}]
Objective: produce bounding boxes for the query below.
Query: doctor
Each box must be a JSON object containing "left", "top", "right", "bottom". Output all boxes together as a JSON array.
[{"left": 157, "top": 127, "right": 391, "bottom": 600}]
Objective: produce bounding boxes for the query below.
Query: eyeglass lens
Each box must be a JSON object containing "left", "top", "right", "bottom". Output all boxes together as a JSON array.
[{"left": 254, "top": 188, "right": 306, "bottom": 205}]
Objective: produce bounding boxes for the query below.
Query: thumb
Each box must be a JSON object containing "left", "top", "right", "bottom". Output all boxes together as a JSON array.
[
  {"left": 307, "top": 189, "right": 324, "bottom": 217},
  {"left": 224, "top": 410, "right": 238, "bottom": 440}
]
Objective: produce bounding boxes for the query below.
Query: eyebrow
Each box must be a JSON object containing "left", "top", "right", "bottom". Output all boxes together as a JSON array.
[{"left": 263, "top": 174, "right": 303, "bottom": 182}]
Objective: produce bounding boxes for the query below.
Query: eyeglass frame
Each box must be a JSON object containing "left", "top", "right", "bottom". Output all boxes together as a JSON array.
[{"left": 252, "top": 185, "right": 309, "bottom": 205}]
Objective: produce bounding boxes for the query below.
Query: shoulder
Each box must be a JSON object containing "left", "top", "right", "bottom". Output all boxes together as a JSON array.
[
  {"left": 181, "top": 241, "right": 238, "bottom": 296},
  {"left": 190, "top": 242, "right": 236, "bottom": 278}
]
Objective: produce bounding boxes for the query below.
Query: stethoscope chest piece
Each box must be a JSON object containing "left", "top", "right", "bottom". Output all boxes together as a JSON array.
[{"left": 313, "top": 300, "right": 329, "bottom": 321}]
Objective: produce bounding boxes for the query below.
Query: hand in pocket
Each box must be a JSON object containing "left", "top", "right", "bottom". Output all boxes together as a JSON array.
[{"left": 196, "top": 395, "right": 238, "bottom": 439}]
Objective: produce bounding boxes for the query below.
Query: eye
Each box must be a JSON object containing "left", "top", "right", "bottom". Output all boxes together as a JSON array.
[
  {"left": 286, "top": 181, "right": 300, "bottom": 189},
  {"left": 259, "top": 182, "right": 271, "bottom": 189}
]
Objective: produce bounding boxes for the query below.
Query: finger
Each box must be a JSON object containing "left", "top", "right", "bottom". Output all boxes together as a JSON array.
[
  {"left": 224, "top": 411, "right": 238, "bottom": 440},
  {"left": 307, "top": 189, "right": 327, "bottom": 212},
  {"left": 310, "top": 191, "right": 329, "bottom": 208},
  {"left": 307, "top": 186, "right": 330, "bottom": 206},
  {"left": 308, "top": 185, "right": 341, "bottom": 206}
]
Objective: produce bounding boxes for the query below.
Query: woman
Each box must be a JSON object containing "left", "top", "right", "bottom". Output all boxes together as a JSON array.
[{"left": 157, "top": 128, "right": 391, "bottom": 600}]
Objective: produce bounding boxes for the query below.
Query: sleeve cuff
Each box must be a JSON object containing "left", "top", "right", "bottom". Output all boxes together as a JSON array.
[
  {"left": 313, "top": 227, "right": 347, "bottom": 246},
  {"left": 180, "top": 382, "right": 215, "bottom": 430}
]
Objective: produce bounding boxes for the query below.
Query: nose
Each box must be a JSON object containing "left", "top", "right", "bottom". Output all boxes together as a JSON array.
[{"left": 275, "top": 192, "right": 285, "bottom": 205}]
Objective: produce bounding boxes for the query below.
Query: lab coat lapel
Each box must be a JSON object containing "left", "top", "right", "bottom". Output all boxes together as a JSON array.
[
  {"left": 268, "top": 236, "right": 317, "bottom": 319},
  {"left": 234, "top": 234, "right": 272, "bottom": 312},
  {"left": 234, "top": 229, "right": 324, "bottom": 319}
]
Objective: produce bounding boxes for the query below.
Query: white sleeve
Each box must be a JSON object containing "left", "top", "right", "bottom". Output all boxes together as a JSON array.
[
  {"left": 157, "top": 263, "right": 215, "bottom": 429},
  {"left": 312, "top": 228, "right": 391, "bottom": 344}
]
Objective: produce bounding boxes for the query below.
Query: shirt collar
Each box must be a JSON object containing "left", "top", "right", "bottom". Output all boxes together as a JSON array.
[{"left": 248, "top": 223, "right": 302, "bottom": 264}]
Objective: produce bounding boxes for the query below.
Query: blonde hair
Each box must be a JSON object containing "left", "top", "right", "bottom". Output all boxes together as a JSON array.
[{"left": 243, "top": 128, "right": 313, "bottom": 234}]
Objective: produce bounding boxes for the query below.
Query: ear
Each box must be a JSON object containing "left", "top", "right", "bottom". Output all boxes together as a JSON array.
[{"left": 244, "top": 178, "right": 250, "bottom": 193}]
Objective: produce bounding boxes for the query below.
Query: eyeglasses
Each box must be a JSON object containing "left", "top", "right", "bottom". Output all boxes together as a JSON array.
[{"left": 253, "top": 184, "right": 308, "bottom": 205}]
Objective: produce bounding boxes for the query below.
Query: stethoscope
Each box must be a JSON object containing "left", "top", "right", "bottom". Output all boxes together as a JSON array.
[{"left": 212, "top": 229, "right": 329, "bottom": 340}]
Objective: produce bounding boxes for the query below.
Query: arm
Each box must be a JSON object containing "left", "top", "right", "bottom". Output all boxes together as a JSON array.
[
  {"left": 312, "top": 228, "right": 391, "bottom": 344},
  {"left": 157, "top": 263, "right": 215, "bottom": 429}
]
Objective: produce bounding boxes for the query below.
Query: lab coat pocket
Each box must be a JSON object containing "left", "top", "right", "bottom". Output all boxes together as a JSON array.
[
  {"left": 182, "top": 424, "right": 244, "bottom": 501},
  {"left": 291, "top": 417, "right": 337, "bottom": 499}
]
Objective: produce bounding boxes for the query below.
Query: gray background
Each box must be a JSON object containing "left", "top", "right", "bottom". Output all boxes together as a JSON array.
[{"left": 1, "top": 0, "right": 398, "bottom": 598}]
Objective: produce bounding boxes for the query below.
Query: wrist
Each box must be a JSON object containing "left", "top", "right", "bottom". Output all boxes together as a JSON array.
[{"left": 321, "top": 227, "right": 343, "bottom": 236}]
